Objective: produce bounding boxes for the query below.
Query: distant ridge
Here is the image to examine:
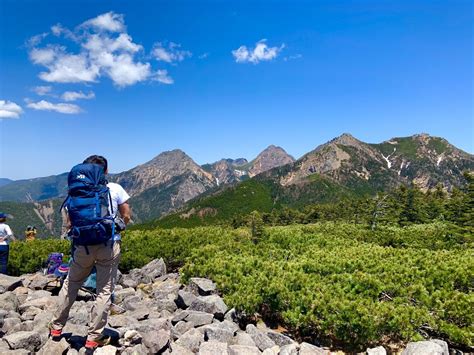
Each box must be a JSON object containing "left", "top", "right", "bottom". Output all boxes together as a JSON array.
[{"left": 0, "top": 133, "right": 472, "bottom": 236}]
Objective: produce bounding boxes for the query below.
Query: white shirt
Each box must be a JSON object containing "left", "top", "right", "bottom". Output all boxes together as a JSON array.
[
  {"left": 107, "top": 182, "right": 130, "bottom": 240},
  {"left": 0, "top": 223, "right": 13, "bottom": 246}
]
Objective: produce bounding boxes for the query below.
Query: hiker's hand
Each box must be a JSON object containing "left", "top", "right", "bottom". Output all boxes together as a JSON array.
[
  {"left": 118, "top": 202, "right": 131, "bottom": 225},
  {"left": 0, "top": 237, "right": 5, "bottom": 242}
]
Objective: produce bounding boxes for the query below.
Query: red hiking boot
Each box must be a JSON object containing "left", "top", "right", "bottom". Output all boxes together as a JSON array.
[{"left": 85, "top": 335, "right": 111, "bottom": 349}]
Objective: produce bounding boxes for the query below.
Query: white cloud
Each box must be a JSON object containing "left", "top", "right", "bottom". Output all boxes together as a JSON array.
[
  {"left": 38, "top": 52, "right": 99, "bottom": 83},
  {"left": 81, "top": 12, "right": 125, "bottom": 32},
  {"left": 61, "top": 91, "right": 95, "bottom": 101},
  {"left": 153, "top": 70, "right": 174, "bottom": 84},
  {"left": 26, "top": 100, "right": 81, "bottom": 114},
  {"left": 51, "top": 23, "right": 78, "bottom": 41},
  {"left": 29, "top": 47, "right": 57, "bottom": 65},
  {"left": 0, "top": 100, "right": 23, "bottom": 119},
  {"left": 32, "top": 86, "right": 53, "bottom": 96},
  {"left": 198, "top": 53, "right": 209, "bottom": 59},
  {"left": 26, "top": 33, "right": 48, "bottom": 47},
  {"left": 152, "top": 42, "right": 192, "bottom": 63},
  {"left": 28, "top": 12, "right": 162, "bottom": 87},
  {"left": 232, "top": 39, "right": 284, "bottom": 64}
]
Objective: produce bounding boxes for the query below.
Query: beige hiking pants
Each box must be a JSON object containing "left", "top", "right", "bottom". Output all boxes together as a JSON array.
[{"left": 51, "top": 240, "right": 121, "bottom": 340}]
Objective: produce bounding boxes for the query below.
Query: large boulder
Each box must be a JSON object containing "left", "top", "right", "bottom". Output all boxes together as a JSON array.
[
  {"left": 204, "top": 323, "right": 235, "bottom": 344},
  {"left": 3, "top": 331, "right": 42, "bottom": 352},
  {"left": 142, "top": 329, "right": 171, "bottom": 354},
  {"left": 402, "top": 340, "right": 449, "bottom": 355},
  {"left": 266, "top": 330, "right": 295, "bottom": 347},
  {"left": 176, "top": 289, "right": 198, "bottom": 309},
  {"left": 189, "top": 277, "right": 217, "bottom": 296},
  {"left": 184, "top": 310, "right": 214, "bottom": 327},
  {"left": 175, "top": 328, "right": 205, "bottom": 353},
  {"left": 0, "top": 292, "right": 19, "bottom": 312},
  {"left": 140, "top": 258, "right": 167, "bottom": 283},
  {"left": 199, "top": 341, "right": 229, "bottom": 355},
  {"left": 228, "top": 345, "right": 262, "bottom": 355},
  {"left": 94, "top": 345, "right": 118, "bottom": 355},
  {"left": 189, "top": 295, "right": 228, "bottom": 319},
  {"left": 367, "top": 346, "right": 387, "bottom": 355},
  {"left": 245, "top": 324, "right": 276, "bottom": 352},
  {"left": 280, "top": 343, "right": 298, "bottom": 355},
  {"left": 37, "top": 338, "right": 70, "bottom": 355},
  {"left": 0, "top": 274, "right": 23, "bottom": 291},
  {"left": 299, "top": 342, "right": 329, "bottom": 354}
]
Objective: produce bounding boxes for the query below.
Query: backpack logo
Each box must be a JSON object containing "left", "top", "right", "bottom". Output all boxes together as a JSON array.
[{"left": 76, "top": 174, "right": 86, "bottom": 179}]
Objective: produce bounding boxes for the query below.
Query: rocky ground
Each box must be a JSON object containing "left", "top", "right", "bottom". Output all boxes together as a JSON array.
[{"left": 0, "top": 259, "right": 454, "bottom": 354}]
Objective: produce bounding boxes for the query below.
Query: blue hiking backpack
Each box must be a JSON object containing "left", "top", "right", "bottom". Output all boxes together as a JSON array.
[{"left": 61, "top": 163, "right": 115, "bottom": 246}]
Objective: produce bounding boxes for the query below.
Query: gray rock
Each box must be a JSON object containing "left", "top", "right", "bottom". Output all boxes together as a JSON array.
[
  {"left": 152, "top": 279, "right": 180, "bottom": 299},
  {"left": 27, "top": 273, "right": 52, "bottom": 290},
  {"left": 176, "top": 328, "right": 205, "bottom": 353},
  {"left": 217, "top": 320, "right": 240, "bottom": 334},
  {"left": 126, "top": 307, "right": 150, "bottom": 321},
  {"left": 246, "top": 324, "right": 276, "bottom": 351},
  {"left": 152, "top": 294, "right": 178, "bottom": 313},
  {"left": 299, "top": 342, "right": 329, "bottom": 354},
  {"left": 67, "top": 349, "right": 79, "bottom": 355},
  {"left": 20, "top": 306, "right": 43, "bottom": 321},
  {"left": 205, "top": 324, "right": 234, "bottom": 344},
  {"left": 94, "top": 345, "right": 118, "bottom": 355},
  {"left": 131, "top": 317, "right": 171, "bottom": 334},
  {"left": 19, "top": 296, "right": 57, "bottom": 312},
  {"left": 3, "top": 330, "right": 42, "bottom": 352},
  {"left": 189, "top": 277, "right": 217, "bottom": 296},
  {"left": 26, "top": 290, "right": 52, "bottom": 301},
  {"left": 431, "top": 340, "right": 449, "bottom": 355},
  {"left": 189, "top": 295, "right": 228, "bottom": 319},
  {"left": 224, "top": 308, "right": 237, "bottom": 322},
  {"left": 121, "top": 273, "right": 139, "bottom": 289},
  {"left": 280, "top": 343, "right": 298, "bottom": 355},
  {"left": 177, "top": 289, "right": 198, "bottom": 309},
  {"left": 228, "top": 345, "right": 262, "bottom": 355},
  {"left": 266, "top": 330, "right": 295, "bottom": 347},
  {"left": 262, "top": 346, "right": 280, "bottom": 355},
  {"left": 367, "top": 345, "right": 387, "bottom": 355},
  {"left": 120, "top": 344, "right": 148, "bottom": 355},
  {"left": 0, "top": 274, "right": 23, "bottom": 291},
  {"left": 141, "top": 258, "right": 167, "bottom": 280},
  {"left": 402, "top": 340, "right": 448, "bottom": 355},
  {"left": 122, "top": 295, "right": 143, "bottom": 311},
  {"left": 170, "top": 341, "right": 195, "bottom": 355},
  {"left": 38, "top": 337, "right": 70, "bottom": 355},
  {"left": 2, "top": 317, "right": 21, "bottom": 334},
  {"left": 199, "top": 341, "right": 229, "bottom": 355},
  {"left": 233, "top": 331, "right": 256, "bottom": 347},
  {"left": 108, "top": 315, "right": 138, "bottom": 328},
  {"left": 185, "top": 310, "right": 214, "bottom": 327},
  {"left": 114, "top": 287, "right": 135, "bottom": 304},
  {"left": 172, "top": 310, "right": 189, "bottom": 324},
  {"left": 172, "top": 321, "right": 195, "bottom": 340},
  {"left": 0, "top": 292, "right": 19, "bottom": 312},
  {"left": 142, "top": 329, "right": 170, "bottom": 353},
  {"left": 20, "top": 320, "right": 35, "bottom": 331}
]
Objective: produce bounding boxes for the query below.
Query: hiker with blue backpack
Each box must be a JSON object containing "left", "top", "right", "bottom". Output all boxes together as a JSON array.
[{"left": 49, "top": 155, "right": 131, "bottom": 350}]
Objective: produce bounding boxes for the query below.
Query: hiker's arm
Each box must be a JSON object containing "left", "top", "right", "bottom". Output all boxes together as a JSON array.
[{"left": 119, "top": 202, "right": 131, "bottom": 225}]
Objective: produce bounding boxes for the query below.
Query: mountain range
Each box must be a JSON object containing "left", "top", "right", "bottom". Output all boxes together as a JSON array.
[{"left": 0, "top": 133, "right": 472, "bottom": 236}]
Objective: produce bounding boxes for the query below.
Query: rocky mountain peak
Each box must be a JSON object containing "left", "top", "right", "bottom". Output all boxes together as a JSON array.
[{"left": 248, "top": 145, "right": 295, "bottom": 177}]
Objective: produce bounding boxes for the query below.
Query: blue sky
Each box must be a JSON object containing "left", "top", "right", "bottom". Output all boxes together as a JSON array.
[{"left": 0, "top": 0, "right": 472, "bottom": 180}]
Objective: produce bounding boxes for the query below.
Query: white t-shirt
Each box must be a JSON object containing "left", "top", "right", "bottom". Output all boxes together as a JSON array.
[
  {"left": 0, "top": 223, "right": 13, "bottom": 246},
  {"left": 107, "top": 182, "right": 130, "bottom": 241}
]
